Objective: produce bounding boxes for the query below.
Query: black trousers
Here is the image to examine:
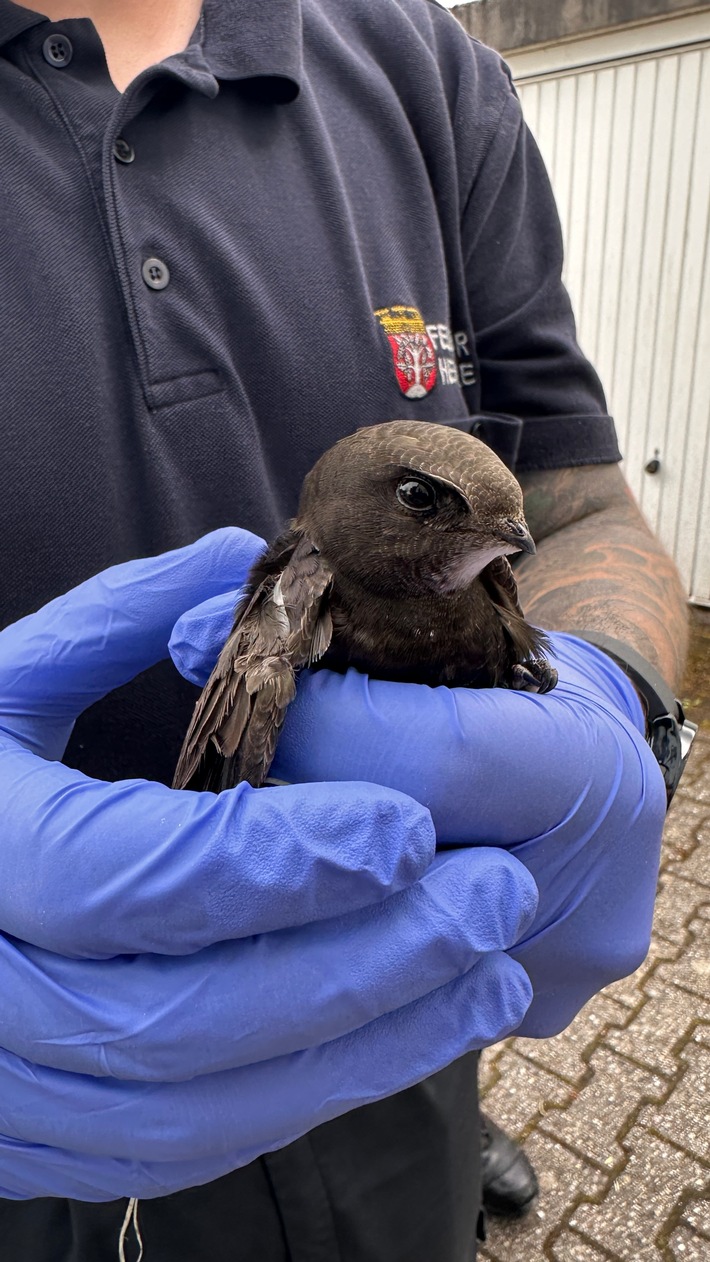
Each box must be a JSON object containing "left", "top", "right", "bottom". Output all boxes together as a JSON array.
[{"left": 0, "top": 1052, "right": 482, "bottom": 1262}]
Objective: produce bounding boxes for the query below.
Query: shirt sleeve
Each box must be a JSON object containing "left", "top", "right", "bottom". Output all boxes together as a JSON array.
[{"left": 459, "top": 48, "right": 621, "bottom": 472}]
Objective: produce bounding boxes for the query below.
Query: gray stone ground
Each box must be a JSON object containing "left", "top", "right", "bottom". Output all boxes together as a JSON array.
[{"left": 479, "top": 649, "right": 710, "bottom": 1261}]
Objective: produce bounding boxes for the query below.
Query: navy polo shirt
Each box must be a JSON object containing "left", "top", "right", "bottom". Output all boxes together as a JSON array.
[
  {"left": 1, "top": 0, "right": 619, "bottom": 786},
  {"left": 1, "top": 0, "right": 618, "bottom": 619},
  {"left": 1, "top": 3, "right": 618, "bottom": 1255}
]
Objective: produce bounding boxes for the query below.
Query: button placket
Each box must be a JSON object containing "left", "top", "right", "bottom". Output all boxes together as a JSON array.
[
  {"left": 101, "top": 73, "right": 225, "bottom": 409},
  {"left": 100, "top": 83, "right": 167, "bottom": 401}
]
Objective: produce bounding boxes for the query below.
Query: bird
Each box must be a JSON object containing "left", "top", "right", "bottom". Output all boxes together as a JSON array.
[{"left": 173, "top": 420, "right": 557, "bottom": 792}]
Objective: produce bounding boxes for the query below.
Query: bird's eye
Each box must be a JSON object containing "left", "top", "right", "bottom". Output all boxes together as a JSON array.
[{"left": 396, "top": 478, "right": 437, "bottom": 513}]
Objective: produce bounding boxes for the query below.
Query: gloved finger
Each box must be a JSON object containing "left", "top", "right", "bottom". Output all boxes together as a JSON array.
[
  {"left": 270, "top": 654, "right": 648, "bottom": 846},
  {"left": 505, "top": 721, "right": 666, "bottom": 1036},
  {"left": 169, "top": 588, "right": 245, "bottom": 686},
  {"left": 266, "top": 650, "right": 667, "bottom": 1041},
  {"left": 0, "top": 950, "right": 532, "bottom": 1181},
  {"left": 542, "top": 632, "right": 646, "bottom": 729},
  {"left": 0, "top": 848, "right": 537, "bottom": 1079},
  {"left": 169, "top": 594, "right": 645, "bottom": 724},
  {"left": 0, "top": 1138, "right": 237, "bottom": 1203},
  {"left": 0, "top": 743, "right": 434, "bottom": 956},
  {"left": 0, "top": 528, "right": 265, "bottom": 758}
]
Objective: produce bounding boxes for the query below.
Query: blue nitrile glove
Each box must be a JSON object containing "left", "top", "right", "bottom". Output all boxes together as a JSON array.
[
  {"left": 173, "top": 586, "right": 667, "bottom": 1039},
  {"left": 0, "top": 530, "right": 537, "bottom": 1201}
]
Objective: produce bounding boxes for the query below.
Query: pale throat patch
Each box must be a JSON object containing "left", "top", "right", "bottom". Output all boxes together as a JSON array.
[{"left": 437, "top": 542, "right": 519, "bottom": 591}]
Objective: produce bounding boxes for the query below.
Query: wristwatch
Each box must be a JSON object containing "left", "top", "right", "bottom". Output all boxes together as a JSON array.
[{"left": 576, "top": 632, "right": 698, "bottom": 809}]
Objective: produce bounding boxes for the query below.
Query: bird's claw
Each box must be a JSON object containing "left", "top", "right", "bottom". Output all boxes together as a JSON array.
[{"left": 508, "top": 659, "right": 558, "bottom": 694}]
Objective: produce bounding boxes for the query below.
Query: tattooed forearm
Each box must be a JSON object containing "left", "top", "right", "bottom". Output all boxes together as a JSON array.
[{"left": 515, "top": 464, "right": 689, "bottom": 689}]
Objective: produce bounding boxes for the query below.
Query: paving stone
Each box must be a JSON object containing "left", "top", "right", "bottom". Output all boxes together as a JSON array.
[
  {"left": 686, "top": 769, "right": 710, "bottom": 805},
  {"left": 669, "top": 1224, "right": 710, "bottom": 1259},
  {"left": 571, "top": 1127, "right": 707, "bottom": 1260},
  {"left": 479, "top": 1042, "right": 513, "bottom": 1096},
  {"left": 653, "top": 872, "right": 710, "bottom": 946},
  {"left": 605, "top": 982, "right": 710, "bottom": 1077},
  {"left": 541, "top": 1048, "right": 665, "bottom": 1167},
  {"left": 661, "top": 794, "right": 710, "bottom": 866},
  {"left": 479, "top": 1130, "right": 606, "bottom": 1262},
  {"left": 513, "top": 994, "right": 629, "bottom": 1087},
  {"left": 549, "top": 1231, "right": 614, "bottom": 1261},
  {"left": 665, "top": 822, "right": 710, "bottom": 889},
  {"left": 638, "top": 1043, "right": 710, "bottom": 1163},
  {"left": 681, "top": 1196, "right": 710, "bottom": 1239},
  {"left": 681, "top": 734, "right": 710, "bottom": 804},
  {"left": 479, "top": 1049, "right": 497, "bottom": 1095},
  {"left": 602, "top": 936, "right": 681, "bottom": 1011},
  {"left": 479, "top": 1047, "right": 575, "bottom": 1139},
  {"left": 654, "top": 914, "right": 710, "bottom": 1002}
]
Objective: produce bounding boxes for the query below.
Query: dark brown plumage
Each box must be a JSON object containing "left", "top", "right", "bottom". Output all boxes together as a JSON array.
[{"left": 173, "top": 421, "right": 557, "bottom": 792}]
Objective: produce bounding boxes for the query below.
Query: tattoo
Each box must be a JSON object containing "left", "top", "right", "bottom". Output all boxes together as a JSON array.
[{"left": 515, "top": 465, "right": 689, "bottom": 689}]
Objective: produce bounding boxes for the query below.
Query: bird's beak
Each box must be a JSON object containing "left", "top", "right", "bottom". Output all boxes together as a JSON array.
[{"left": 499, "top": 520, "right": 536, "bottom": 555}]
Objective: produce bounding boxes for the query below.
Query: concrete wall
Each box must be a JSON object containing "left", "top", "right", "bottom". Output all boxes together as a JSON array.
[{"left": 453, "top": 0, "right": 709, "bottom": 51}]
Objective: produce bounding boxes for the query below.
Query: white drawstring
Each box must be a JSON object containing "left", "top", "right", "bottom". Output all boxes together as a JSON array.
[{"left": 118, "top": 1197, "right": 143, "bottom": 1262}]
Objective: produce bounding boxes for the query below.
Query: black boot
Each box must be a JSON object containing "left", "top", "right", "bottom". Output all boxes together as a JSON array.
[{"left": 480, "top": 1113, "right": 538, "bottom": 1218}]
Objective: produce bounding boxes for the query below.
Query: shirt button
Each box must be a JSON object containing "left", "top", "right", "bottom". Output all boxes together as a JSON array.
[
  {"left": 142, "top": 258, "right": 170, "bottom": 290},
  {"left": 42, "top": 33, "right": 73, "bottom": 67},
  {"left": 113, "top": 137, "right": 135, "bottom": 164}
]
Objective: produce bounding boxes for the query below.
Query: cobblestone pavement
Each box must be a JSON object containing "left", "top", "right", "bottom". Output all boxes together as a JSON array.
[{"left": 479, "top": 716, "right": 710, "bottom": 1262}]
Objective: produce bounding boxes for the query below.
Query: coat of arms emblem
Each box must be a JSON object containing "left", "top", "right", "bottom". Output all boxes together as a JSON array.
[{"left": 374, "top": 306, "right": 437, "bottom": 399}]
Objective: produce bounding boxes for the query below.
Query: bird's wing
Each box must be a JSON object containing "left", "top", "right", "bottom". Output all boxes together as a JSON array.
[
  {"left": 173, "top": 533, "right": 333, "bottom": 791},
  {"left": 481, "top": 557, "right": 550, "bottom": 660}
]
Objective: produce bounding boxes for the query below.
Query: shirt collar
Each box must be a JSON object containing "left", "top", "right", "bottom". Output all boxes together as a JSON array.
[
  {"left": 0, "top": 0, "right": 303, "bottom": 102},
  {"left": 0, "top": 1, "right": 45, "bottom": 46},
  {"left": 201, "top": 0, "right": 302, "bottom": 102}
]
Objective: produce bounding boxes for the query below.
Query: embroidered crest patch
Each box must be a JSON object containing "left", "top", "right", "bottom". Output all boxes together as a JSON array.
[{"left": 374, "top": 306, "right": 437, "bottom": 399}]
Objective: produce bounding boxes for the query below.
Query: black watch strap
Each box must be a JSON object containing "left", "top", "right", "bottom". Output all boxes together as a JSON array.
[{"left": 575, "top": 632, "right": 697, "bottom": 809}]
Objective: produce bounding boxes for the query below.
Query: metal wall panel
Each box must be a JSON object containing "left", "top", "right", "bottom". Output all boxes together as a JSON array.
[{"left": 509, "top": 24, "right": 710, "bottom": 604}]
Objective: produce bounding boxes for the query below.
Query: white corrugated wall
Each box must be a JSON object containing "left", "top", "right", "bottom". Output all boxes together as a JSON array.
[{"left": 506, "top": 12, "right": 710, "bottom": 605}]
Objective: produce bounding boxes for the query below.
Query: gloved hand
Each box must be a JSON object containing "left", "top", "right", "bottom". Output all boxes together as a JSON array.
[
  {"left": 0, "top": 529, "right": 537, "bottom": 1201},
  {"left": 173, "top": 583, "right": 668, "bottom": 1038}
]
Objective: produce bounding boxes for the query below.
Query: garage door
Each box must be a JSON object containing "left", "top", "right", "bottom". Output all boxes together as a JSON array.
[{"left": 507, "top": 11, "right": 710, "bottom": 605}]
